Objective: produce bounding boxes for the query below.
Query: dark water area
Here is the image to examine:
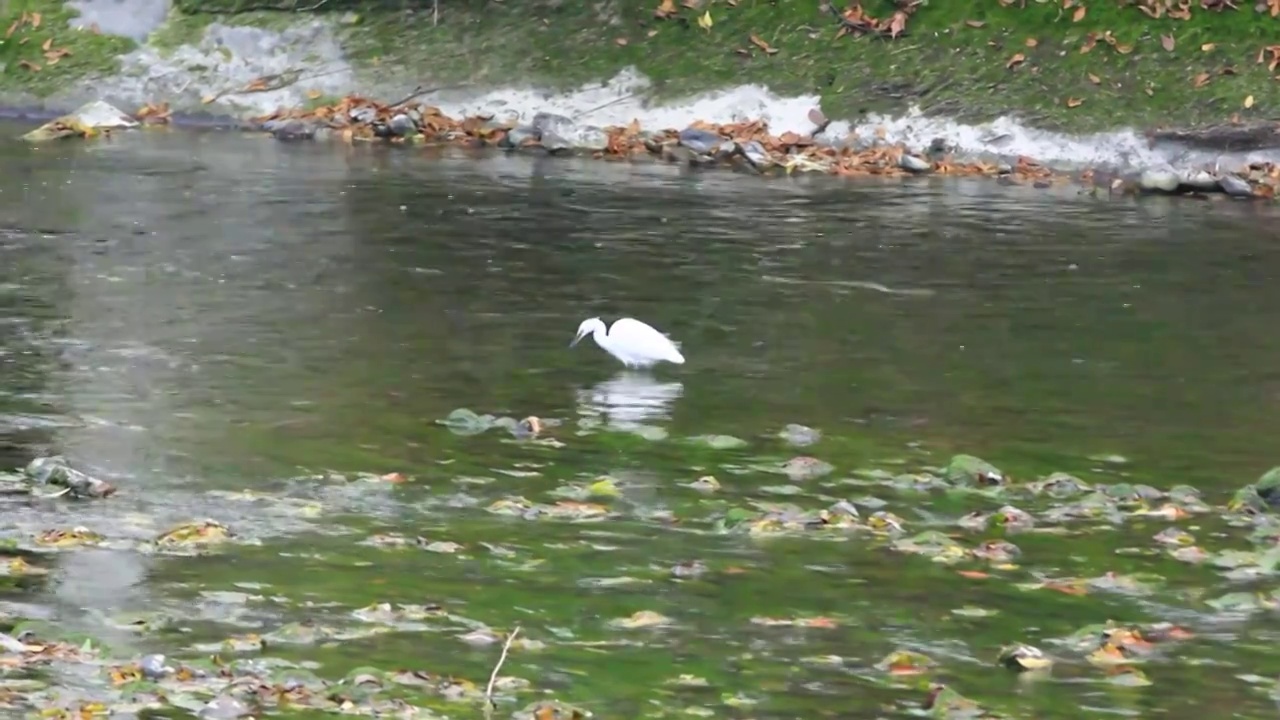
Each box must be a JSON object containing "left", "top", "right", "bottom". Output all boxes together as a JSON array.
[{"left": 2, "top": 121, "right": 1280, "bottom": 719}]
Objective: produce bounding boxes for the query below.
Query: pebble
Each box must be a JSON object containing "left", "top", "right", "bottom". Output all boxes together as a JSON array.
[{"left": 387, "top": 113, "right": 418, "bottom": 137}]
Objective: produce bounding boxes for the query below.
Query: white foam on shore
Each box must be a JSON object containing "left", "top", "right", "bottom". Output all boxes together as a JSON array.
[{"left": 426, "top": 67, "right": 1280, "bottom": 173}]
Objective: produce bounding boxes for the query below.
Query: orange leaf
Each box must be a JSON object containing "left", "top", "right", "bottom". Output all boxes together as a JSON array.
[
  {"left": 1072, "top": 5, "right": 1086, "bottom": 21},
  {"left": 1087, "top": 72, "right": 1101, "bottom": 84},
  {"left": 30, "top": 11, "right": 40, "bottom": 28},
  {"left": 964, "top": 19, "right": 985, "bottom": 27},
  {"left": 1006, "top": 52, "right": 1026, "bottom": 69},
  {"left": 887, "top": 10, "right": 907, "bottom": 38},
  {"left": 1161, "top": 34, "right": 1174, "bottom": 52},
  {"left": 1080, "top": 34, "right": 1097, "bottom": 53},
  {"left": 1192, "top": 72, "right": 1211, "bottom": 88},
  {"left": 1066, "top": 97, "right": 1083, "bottom": 108},
  {"left": 655, "top": 0, "right": 677, "bottom": 18},
  {"left": 749, "top": 34, "right": 779, "bottom": 55}
]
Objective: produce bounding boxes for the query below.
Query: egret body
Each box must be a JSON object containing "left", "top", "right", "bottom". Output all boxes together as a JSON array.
[{"left": 570, "top": 317, "right": 685, "bottom": 368}]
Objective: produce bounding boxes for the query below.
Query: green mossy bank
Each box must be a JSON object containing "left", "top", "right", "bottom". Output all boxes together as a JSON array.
[{"left": 3, "top": 0, "right": 1280, "bottom": 133}]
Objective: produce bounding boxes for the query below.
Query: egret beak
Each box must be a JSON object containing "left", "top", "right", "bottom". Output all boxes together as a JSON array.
[{"left": 569, "top": 330, "right": 587, "bottom": 348}]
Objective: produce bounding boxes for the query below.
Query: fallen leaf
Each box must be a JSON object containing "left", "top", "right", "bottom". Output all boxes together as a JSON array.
[
  {"left": 1080, "top": 34, "right": 1097, "bottom": 53},
  {"left": 1025, "top": 37, "right": 1038, "bottom": 48},
  {"left": 957, "top": 570, "right": 990, "bottom": 579},
  {"left": 41, "top": 37, "right": 51, "bottom": 51},
  {"left": 30, "top": 11, "right": 40, "bottom": 28},
  {"left": 888, "top": 10, "right": 907, "bottom": 38},
  {"left": 1193, "top": 72, "right": 1211, "bottom": 88},
  {"left": 654, "top": 0, "right": 677, "bottom": 18},
  {"left": 965, "top": 19, "right": 985, "bottom": 27},
  {"left": 614, "top": 37, "right": 628, "bottom": 46},
  {"left": 201, "top": 94, "right": 218, "bottom": 104},
  {"left": 18, "top": 60, "right": 40, "bottom": 71},
  {"left": 1115, "top": 43, "right": 1133, "bottom": 55},
  {"left": 1245, "top": 94, "right": 1256, "bottom": 108},
  {"left": 647, "top": 28, "right": 658, "bottom": 37},
  {"left": 697, "top": 9, "right": 713, "bottom": 31},
  {"left": 1202, "top": 42, "right": 1216, "bottom": 52},
  {"left": 305, "top": 88, "right": 323, "bottom": 99},
  {"left": 1087, "top": 72, "right": 1101, "bottom": 84},
  {"left": 1072, "top": 5, "right": 1086, "bottom": 21},
  {"left": 749, "top": 34, "right": 779, "bottom": 55},
  {"left": 1066, "top": 97, "right": 1083, "bottom": 108},
  {"left": 4, "top": 19, "right": 17, "bottom": 38},
  {"left": 1161, "top": 34, "right": 1175, "bottom": 52},
  {"left": 1006, "top": 52, "right": 1026, "bottom": 69}
]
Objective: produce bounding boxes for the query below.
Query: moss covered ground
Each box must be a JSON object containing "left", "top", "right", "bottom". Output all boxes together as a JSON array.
[{"left": 4, "top": 0, "right": 1280, "bottom": 132}]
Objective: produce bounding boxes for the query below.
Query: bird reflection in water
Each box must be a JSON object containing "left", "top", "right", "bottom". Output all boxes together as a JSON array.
[{"left": 575, "top": 371, "right": 684, "bottom": 432}]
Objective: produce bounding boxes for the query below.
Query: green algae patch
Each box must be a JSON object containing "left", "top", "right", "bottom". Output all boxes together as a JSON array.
[
  {"left": 0, "top": 0, "right": 132, "bottom": 95},
  {"left": 328, "top": 0, "right": 1280, "bottom": 133}
]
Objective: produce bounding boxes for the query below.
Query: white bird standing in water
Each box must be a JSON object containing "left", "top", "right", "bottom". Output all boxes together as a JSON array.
[{"left": 570, "top": 317, "right": 685, "bottom": 369}]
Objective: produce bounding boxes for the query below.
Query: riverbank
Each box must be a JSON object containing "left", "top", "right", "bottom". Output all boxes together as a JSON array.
[
  {"left": 5, "top": 0, "right": 1280, "bottom": 196},
  {"left": 3, "top": 0, "right": 1280, "bottom": 132}
]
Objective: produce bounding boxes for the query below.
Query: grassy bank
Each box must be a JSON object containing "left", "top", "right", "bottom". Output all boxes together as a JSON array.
[
  {"left": 4, "top": 0, "right": 1280, "bottom": 132},
  {"left": 0, "top": 0, "right": 132, "bottom": 94},
  {"left": 334, "top": 0, "right": 1280, "bottom": 132}
]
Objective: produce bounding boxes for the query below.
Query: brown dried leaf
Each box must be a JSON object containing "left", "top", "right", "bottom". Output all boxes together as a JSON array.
[
  {"left": 1066, "top": 97, "right": 1083, "bottom": 108},
  {"left": 4, "top": 19, "right": 18, "bottom": 39},
  {"left": 1080, "top": 34, "right": 1097, "bottom": 53},
  {"left": 655, "top": 0, "right": 677, "bottom": 18},
  {"left": 888, "top": 11, "right": 907, "bottom": 38},
  {"left": 1192, "top": 72, "right": 1211, "bottom": 88},
  {"left": 1202, "top": 42, "right": 1216, "bottom": 52},
  {"left": 1006, "top": 52, "right": 1026, "bottom": 69},
  {"left": 41, "top": 37, "right": 51, "bottom": 51},
  {"left": 614, "top": 37, "right": 628, "bottom": 46},
  {"left": 201, "top": 94, "right": 218, "bottom": 105},
  {"left": 1072, "top": 5, "right": 1086, "bottom": 21},
  {"left": 1161, "top": 34, "right": 1174, "bottom": 52},
  {"left": 1025, "top": 37, "right": 1038, "bottom": 48},
  {"left": 30, "top": 12, "right": 41, "bottom": 28},
  {"left": 17, "top": 60, "right": 40, "bottom": 71},
  {"left": 1115, "top": 44, "right": 1133, "bottom": 55},
  {"left": 965, "top": 19, "right": 985, "bottom": 27},
  {"left": 749, "top": 34, "right": 779, "bottom": 55},
  {"left": 1087, "top": 72, "right": 1101, "bottom": 84}
]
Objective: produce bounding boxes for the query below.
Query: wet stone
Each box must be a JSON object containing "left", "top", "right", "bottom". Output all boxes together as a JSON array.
[
  {"left": 263, "top": 119, "right": 317, "bottom": 142},
  {"left": 387, "top": 113, "right": 418, "bottom": 137},
  {"left": 500, "top": 126, "right": 540, "bottom": 149},
  {"left": 1178, "top": 169, "right": 1218, "bottom": 191},
  {"left": 899, "top": 154, "right": 932, "bottom": 174},
  {"left": 1219, "top": 173, "right": 1254, "bottom": 198},
  {"left": 678, "top": 127, "right": 723, "bottom": 155},
  {"left": 1139, "top": 169, "right": 1180, "bottom": 193}
]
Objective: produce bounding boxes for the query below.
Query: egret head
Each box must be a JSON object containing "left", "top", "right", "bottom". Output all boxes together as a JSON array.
[{"left": 570, "top": 317, "right": 604, "bottom": 348}]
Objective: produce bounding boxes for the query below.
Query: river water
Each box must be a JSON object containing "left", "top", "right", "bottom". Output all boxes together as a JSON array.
[{"left": 2, "top": 122, "right": 1280, "bottom": 719}]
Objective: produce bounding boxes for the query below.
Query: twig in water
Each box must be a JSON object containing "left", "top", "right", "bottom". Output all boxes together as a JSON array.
[{"left": 483, "top": 626, "right": 520, "bottom": 710}]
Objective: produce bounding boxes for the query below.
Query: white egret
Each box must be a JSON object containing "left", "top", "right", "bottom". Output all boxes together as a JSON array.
[{"left": 569, "top": 317, "right": 685, "bottom": 368}]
